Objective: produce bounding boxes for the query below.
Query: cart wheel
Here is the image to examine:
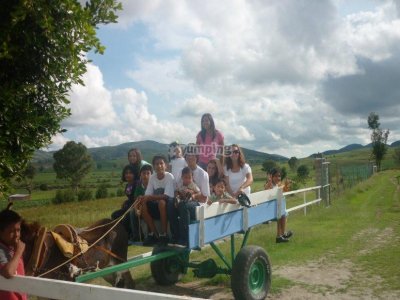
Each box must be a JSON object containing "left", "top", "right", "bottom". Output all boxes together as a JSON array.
[
  {"left": 231, "top": 246, "right": 271, "bottom": 300},
  {"left": 150, "top": 246, "right": 184, "bottom": 285}
]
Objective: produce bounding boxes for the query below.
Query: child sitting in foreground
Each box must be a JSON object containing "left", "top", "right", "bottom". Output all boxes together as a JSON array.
[
  {"left": 175, "top": 167, "right": 201, "bottom": 207},
  {"left": 207, "top": 178, "right": 238, "bottom": 205},
  {"left": 0, "top": 204, "right": 27, "bottom": 300}
]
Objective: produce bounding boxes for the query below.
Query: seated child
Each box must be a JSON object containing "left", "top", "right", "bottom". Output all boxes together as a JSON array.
[
  {"left": 130, "top": 164, "right": 153, "bottom": 241},
  {"left": 175, "top": 166, "right": 201, "bottom": 207},
  {"left": 111, "top": 165, "right": 136, "bottom": 238},
  {"left": 0, "top": 205, "right": 27, "bottom": 300},
  {"left": 136, "top": 155, "right": 174, "bottom": 246},
  {"left": 207, "top": 178, "right": 238, "bottom": 205}
]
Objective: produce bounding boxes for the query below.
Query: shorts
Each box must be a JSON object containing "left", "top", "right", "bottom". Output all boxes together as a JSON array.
[{"left": 146, "top": 200, "right": 161, "bottom": 219}]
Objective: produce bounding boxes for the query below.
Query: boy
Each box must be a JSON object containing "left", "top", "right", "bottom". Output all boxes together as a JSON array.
[
  {"left": 136, "top": 155, "right": 174, "bottom": 246},
  {"left": 0, "top": 205, "right": 27, "bottom": 300},
  {"left": 129, "top": 164, "right": 153, "bottom": 241},
  {"left": 175, "top": 167, "right": 201, "bottom": 207},
  {"left": 207, "top": 178, "right": 238, "bottom": 205}
]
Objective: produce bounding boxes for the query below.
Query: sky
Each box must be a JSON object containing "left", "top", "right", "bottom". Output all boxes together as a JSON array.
[{"left": 50, "top": 0, "right": 400, "bottom": 158}]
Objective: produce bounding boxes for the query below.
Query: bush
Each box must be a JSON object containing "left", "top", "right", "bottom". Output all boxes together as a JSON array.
[
  {"left": 77, "top": 189, "right": 93, "bottom": 201},
  {"left": 116, "top": 188, "right": 124, "bottom": 197},
  {"left": 39, "top": 183, "right": 48, "bottom": 191},
  {"left": 53, "top": 189, "right": 76, "bottom": 204},
  {"left": 96, "top": 184, "right": 108, "bottom": 199}
]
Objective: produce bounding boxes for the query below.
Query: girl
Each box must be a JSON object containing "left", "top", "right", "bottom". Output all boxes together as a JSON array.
[
  {"left": 196, "top": 113, "right": 224, "bottom": 170},
  {"left": 207, "top": 158, "right": 224, "bottom": 194},
  {"left": 0, "top": 205, "right": 27, "bottom": 300},
  {"left": 168, "top": 142, "right": 187, "bottom": 183},
  {"left": 224, "top": 144, "right": 253, "bottom": 197},
  {"left": 127, "top": 148, "right": 149, "bottom": 181}
]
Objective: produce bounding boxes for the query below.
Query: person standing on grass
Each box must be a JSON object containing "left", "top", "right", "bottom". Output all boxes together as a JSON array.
[
  {"left": 196, "top": 113, "right": 224, "bottom": 170},
  {"left": 265, "top": 168, "right": 293, "bottom": 243},
  {"left": 0, "top": 205, "right": 27, "bottom": 300},
  {"left": 135, "top": 155, "right": 174, "bottom": 246},
  {"left": 224, "top": 144, "right": 253, "bottom": 197}
]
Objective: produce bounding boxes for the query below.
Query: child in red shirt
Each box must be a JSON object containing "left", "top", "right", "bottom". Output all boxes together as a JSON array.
[{"left": 0, "top": 205, "right": 27, "bottom": 300}]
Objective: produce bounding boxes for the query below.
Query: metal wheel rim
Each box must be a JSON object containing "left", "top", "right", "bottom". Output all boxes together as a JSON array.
[{"left": 248, "top": 259, "right": 266, "bottom": 294}]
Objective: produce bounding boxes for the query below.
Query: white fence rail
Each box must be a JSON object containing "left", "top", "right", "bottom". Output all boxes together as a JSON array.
[
  {"left": 0, "top": 275, "right": 200, "bottom": 300},
  {"left": 284, "top": 185, "right": 324, "bottom": 215}
]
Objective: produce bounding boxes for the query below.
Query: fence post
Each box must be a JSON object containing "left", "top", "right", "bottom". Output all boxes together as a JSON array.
[{"left": 315, "top": 158, "right": 330, "bottom": 207}]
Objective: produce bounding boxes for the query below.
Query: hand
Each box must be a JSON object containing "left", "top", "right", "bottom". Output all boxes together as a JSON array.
[
  {"left": 207, "top": 199, "right": 212, "bottom": 205},
  {"left": 15, "top": 240, "right": 25, "bottom": 256}
]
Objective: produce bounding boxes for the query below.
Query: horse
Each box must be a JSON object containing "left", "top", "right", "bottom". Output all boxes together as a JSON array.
[{"left": 20, "top": 218, "right": 135, "bottom": 289}]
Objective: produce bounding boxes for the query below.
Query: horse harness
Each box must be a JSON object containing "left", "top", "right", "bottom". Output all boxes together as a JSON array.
[{"left": 26, "top": 223, "right": 125, "bottom": 277}]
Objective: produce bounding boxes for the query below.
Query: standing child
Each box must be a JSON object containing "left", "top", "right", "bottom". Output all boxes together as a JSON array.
[
  {"left": 168, "top": 142, "right": 187, "bottom": 183},
  {"left": 0, "top": 204, "right": 27, "bottom": 300},
  {"left": 136, "top": 155, "right": 175, "bottom": 246},
  {"left": 207, "top": 178, "right": 238, "bottom": 205}
]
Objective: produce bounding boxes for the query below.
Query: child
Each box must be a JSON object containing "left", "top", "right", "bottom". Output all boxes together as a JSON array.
[
  {"left": 130, "top": 164, "right": 153, "bottom": 241},
  {"left": 136, "top": 155, "right": 174, "bottom": 246},
  {"left": 265, "top": 168, "right": 293, "bottom": 243},
  {"left": 168, "top": 142, "right": 187, "bottom": 183},
  {"left": 0, "top": 204, "right": 27, "bottom": 300},
  {"left": 175, "top": 167, "right": 201, "bottom": 207},
  {"left": 111, "top": 165, "right": 136, "bottom": 238},
  {"left": 207, "top": 178, "right": 238, "bottom": 205}
]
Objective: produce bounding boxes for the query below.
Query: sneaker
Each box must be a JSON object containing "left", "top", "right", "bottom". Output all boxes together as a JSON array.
[
  {"left": 276, "top": 236, "right": 289, "bottom": 243},
  {"left": 283, "top": 230, "right": 293, "bottom": 239},
  {"left": 143, "top": 234, "right": 158, "bottom": 246},
  {"left": 158, "top": 235, "right": 169, "bottom": 246}
]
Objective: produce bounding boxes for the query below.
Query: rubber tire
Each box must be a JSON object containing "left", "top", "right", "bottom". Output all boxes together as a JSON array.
[
  {"left": 231, "top": 245, "right": 271, "bottom": 300},
  {"left": 150, "top": 246, "right": 183, "bottom": 285}
]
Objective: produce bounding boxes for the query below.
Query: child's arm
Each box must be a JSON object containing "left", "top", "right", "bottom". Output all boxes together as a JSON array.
[
  {"left": 219, "top": 198, "right": 238, "bottom": 205},
  {"left": 0, "top": 240, "right": 25, "bottom": 279}
]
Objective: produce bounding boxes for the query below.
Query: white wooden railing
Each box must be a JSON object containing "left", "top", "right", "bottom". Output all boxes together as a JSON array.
[{"left": 284, "top": 185, "right": 324, "bottom": 215}]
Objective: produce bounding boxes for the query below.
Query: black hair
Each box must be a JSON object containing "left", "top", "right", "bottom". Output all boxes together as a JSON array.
[
  {"left": 140, "top": 164, "right": 153, "bottom": 174},
  {"left": 199, "top": 113, "right": 217, "bottom": 142},
  {"left": 0, "top": 204, "right": 23, "bottom": 232},
  {"left": 214, "top": 178, "right": 226, "bottom": 186},
  {"left": 184, "top": 143, "right": 198, "bottom": 161},
  {"left": 152, "top": 154, "right": 167, "bottom": 166},
  {"left": 181, "top": 166, "right": 192, "bottom": 177},
  {"left": 269, "top": 168, "right": 281, "bottom": 176},
  {"left": 121, "top": 164, "right": 136, "bottom": 182}
]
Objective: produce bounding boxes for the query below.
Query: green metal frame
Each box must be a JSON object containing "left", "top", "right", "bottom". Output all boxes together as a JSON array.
[{"left": 76, "top": 228, "right": 252, "bottom": 283}]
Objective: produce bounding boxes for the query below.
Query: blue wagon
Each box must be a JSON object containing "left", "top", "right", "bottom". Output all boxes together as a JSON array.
[{"left": 76, "top": 188, "right": 284, "bottom": 300}]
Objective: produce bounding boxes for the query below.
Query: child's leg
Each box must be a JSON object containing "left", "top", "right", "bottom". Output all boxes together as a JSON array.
[
  {"left": 142, "top": 201, "right": 157, "bottom": 235},
  {"left": 158, "top": 199, "right": 167, "bottom": 234},
  {"left": 167, "top": 197, "right": 179, "bottom": 242},
  {"left": 178, "top": 201, "right": 199, "bottom": 244}
]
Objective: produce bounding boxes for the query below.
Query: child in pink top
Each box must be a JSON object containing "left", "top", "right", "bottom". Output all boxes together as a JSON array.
[{"left": 0, "top": 205, "right": 27, "bottom": 300}]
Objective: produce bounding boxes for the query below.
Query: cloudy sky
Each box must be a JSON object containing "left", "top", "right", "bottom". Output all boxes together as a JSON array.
[{"left": 51, "top": 0, "right": 400, "bottom": 158}]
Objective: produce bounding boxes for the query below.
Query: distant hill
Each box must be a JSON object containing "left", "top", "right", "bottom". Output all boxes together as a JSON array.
[
  {"left": 310, "top": 140, "right": 400, "bottom": 157},
  {"left": 33, "top": 140, "right": 288, "bottom": 168}
]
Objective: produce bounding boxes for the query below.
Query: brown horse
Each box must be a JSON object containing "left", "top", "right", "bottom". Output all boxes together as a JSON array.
[{"left": 20, "top": 218, "right": 135, "bottom": 289}]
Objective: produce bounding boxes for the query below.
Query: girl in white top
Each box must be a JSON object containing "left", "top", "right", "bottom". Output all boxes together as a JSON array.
[
  {"left": 168, "top": 142, "right": 187, "bottom": 183},
  {"left": 224, "top": 144, "right": 253, "bottom": 197}
]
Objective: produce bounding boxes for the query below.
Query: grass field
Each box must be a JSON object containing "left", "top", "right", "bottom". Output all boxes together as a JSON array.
[{"left": 12, "top": 168, "right": 400, "bottom": 299}]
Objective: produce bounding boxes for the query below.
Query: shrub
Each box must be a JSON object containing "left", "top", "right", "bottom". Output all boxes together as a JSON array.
[
  {"left": 39, "top": 183, "right": 48, "bottom": 191},
  {"left": 96, "top": 184, "right": 108, "bottom": 199},
  {"left": 53, "top": 189, "right": 76, "bottom": 204},
  {"left": 77, "top": 189, "right": 93, "bottom": 201},
  {"left": 116, "top": 188, "right": 124, "bottom": 197}
]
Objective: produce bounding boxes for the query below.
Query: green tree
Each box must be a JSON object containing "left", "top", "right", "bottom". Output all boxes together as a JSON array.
[
  {"left": 288, "top": 157, "right": 298, "bottom": 171},
  {"left": 53, "top": 141, "right": 92, "bottom": 192},
  {"left": 297, "top": 165, "right": 309, "bottom": 183},
  {"left": 393, "top": 147, "right": 400, "bottom": 167},
  {"left": 0, "top": 0, "right": 121, "bottom": 195},
  {"left": 21, "top": 163, "right": 36, "bottom": 194},
  {"left": 261, "top": 160, "right": 278, "bottom": 173},
  {"left": 367, "top": 112, "right": 390, "bottom": 171}
]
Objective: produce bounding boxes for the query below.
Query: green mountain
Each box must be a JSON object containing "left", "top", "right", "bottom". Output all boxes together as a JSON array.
[{"left": 33, "top": 140, "right": 288, "bottom": 167}]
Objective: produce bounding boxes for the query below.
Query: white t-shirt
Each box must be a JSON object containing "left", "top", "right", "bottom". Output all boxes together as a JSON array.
[
  {"left": 145, "top": 172, "right": 175, "bottom": 198},
  {"left": 170, "top": 157, "right": 187, "bottom": 183},
  {"left": 224, "top": 163, "right": 252, "bottom": 195}
]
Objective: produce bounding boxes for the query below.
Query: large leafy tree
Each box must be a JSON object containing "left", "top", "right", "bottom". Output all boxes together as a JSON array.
[
  {"left": 288, "top": 156, "right": 298, "bottom": 171},
  {"left": 367, "top": 112, "right": 390, "bottom": 171},
  {"left": 297, "top": 164, "right": 309, "bottom": 183},
  {"left": 0, "top": 0, "right": 121, "bottom": 195},
  {"left": 53, "top": 141, "right": 92, "bottom": 192},
  {"left": 261, "top": 160, "right": 278, "bottom": 174}
]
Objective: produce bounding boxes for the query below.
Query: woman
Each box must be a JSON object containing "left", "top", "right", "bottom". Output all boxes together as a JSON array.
[
  {"left": 224, "top": 144, "right": 253, "bottom": 197},
  {"left": 207, "top": 158, "right": 224, "bottom": 194},
  {"left": 196, "top": 113, "right": 224, "bottom": 170},
  {"left": 127, "top": 148, "right": 149, "bottom": 181}
]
